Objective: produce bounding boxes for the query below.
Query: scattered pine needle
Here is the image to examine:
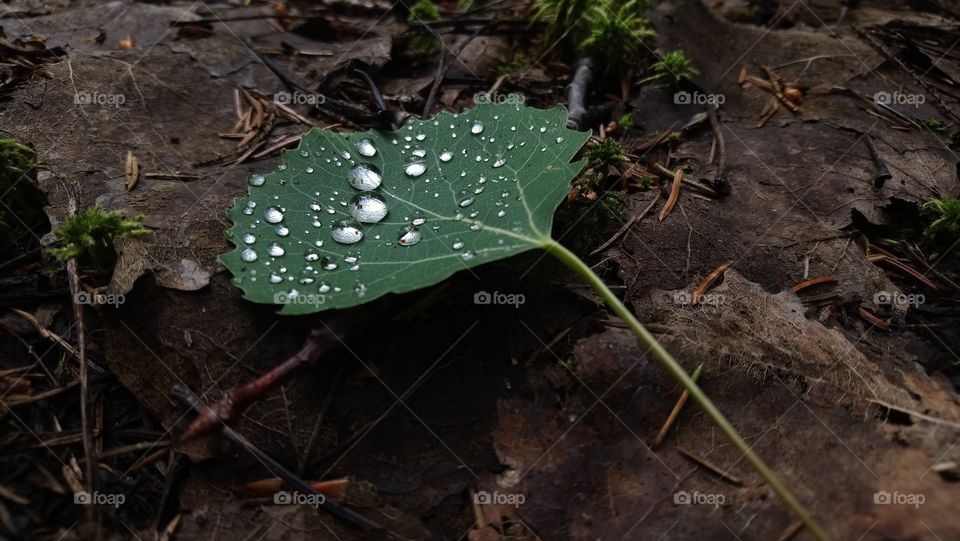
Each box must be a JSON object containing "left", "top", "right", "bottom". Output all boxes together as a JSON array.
[
  {"left": 858, "top": 307, "right": 890, "bottom": 331},
  {"left": 659, "top": 167, "right": 683, "bottom": 221},
  {"left": 693, "top": 260, "right": 733, "bottom": 304},
  {"left": 789, "top": 276, "right": 837, "bottom": 293},
  {"left": 653, "top": 363, "right": 703, "bottom": 448},
  {"left": 677, "top": 446, "right": 744, "bottom": 486}
]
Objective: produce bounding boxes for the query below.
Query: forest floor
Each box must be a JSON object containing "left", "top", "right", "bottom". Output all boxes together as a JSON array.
[{"left": 2, "top": 0, "right": 960, "bottom": 540}]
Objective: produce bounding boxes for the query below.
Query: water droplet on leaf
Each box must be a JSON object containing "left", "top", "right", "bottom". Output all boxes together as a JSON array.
[
  {"left": 347, "top": 164, "right": 383, "bottom": 191},
  {"left": 349, "top": 192, "right": 388, "bottom": 223},
  {"left": 398, "top": 225, "right": 422, "bottom": 246},
  {"left": 331, "top": 219, "right": 364, "bottom": 244},
  {"left": 356, "top": 138, "right": 377, "bottom": 157},
  {"left": 264, "top": 207, "right": 284, "bottom": 224}
]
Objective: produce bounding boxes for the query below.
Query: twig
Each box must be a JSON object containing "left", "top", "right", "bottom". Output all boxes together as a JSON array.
[
  {"left": 566, "top": 57, "right": 594, "bottom": 130},
  {"left": 653, "top": 363, "right": 703, "bottom": 448},
  {"left": 354, "top": 68, "right": 397, "bottom": 130},
  {"left": 706, "top": 106, "right": 726, "bottom": 188},
  {"left": 179, "top": 328, "right": 338, "bottom": 442},
  {"left": 171, "top": 385, "right": 412, "bottom": 541},
  {"left": 589, "top": 193, "right": 661, "bottom": 256},
  {"left": 12, "top": 308, "right": 79, "bottom": 359},
  {"left": 422, "top": 49, "right": 447, "bottom": 117},
  {"left": 67, "top": 255, "right": 98, "bottom": 499}
]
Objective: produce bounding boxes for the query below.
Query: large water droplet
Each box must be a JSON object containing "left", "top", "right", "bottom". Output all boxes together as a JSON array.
[
  {"left": 398, "top": 226, "right": 422, "bottom": 246},
  {"left": 452, "top": 239, "right": 464, "bottom": 250},
  {"left": 462, "top": 251, "right": 475, "bottom": 261},
  {"left": 439, "top": 150, "right": 453, "bottom": 162},
  {"left": 268, "top": 243, "right": 285, "bottom": 257},
  {"left": 404, "top": 159, "right": 427, "bottom": 177},
  {"left": 347, "top": 164, "right": 383, "bottom": 191},
  {"left": 264, "top": 207, "right": 284, "bottom": 224},
  {"left": 355, "top": 282, "right": 367, "bottom": 297},
  {"left": 459, "top": 197, "right": 475, "bottom": 207},
  {"left": 349, "top": 193, "right": 388, "bottom": 223},
  {"left": 318, "top": 282, "right": 332, "bottom": 293},
  {"left": 321, "top": 256, "right": 338, "bottom": 271},
  {"left": 270, "top": 274, "right": 283, "bottom": 284},
  {"left": 471, "top": 121, "right": 484, "bottom": 134},
  {"left": 356, "top": 138, "right": 377, "bottom": 157},
  {"left": 331, "top": 219, "right": 364, "bottom": 244},
  {"left": 242, "top": 233, "right": 256, "bottom": 244},
  {"left": 241, "top": 248, "right": 258, "bottom": 262},
  {"left": 249, "top": 174, "right": 266, "bottom": 186},
  {"left": 493, "top": 156, "right": 506, "bottom": 168},
  {"left": 275, "top": 225, "right": 289, "bottom": 237}
]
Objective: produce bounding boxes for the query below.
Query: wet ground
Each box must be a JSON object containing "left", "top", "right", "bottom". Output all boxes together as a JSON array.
[{"left": 2, "top": 0, "right": 960, "bottom": 539}]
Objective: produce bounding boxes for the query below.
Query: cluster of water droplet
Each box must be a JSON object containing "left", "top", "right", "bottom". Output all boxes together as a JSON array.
[{"left": 234, "top": 107, "right": 569, "bottom": 302}]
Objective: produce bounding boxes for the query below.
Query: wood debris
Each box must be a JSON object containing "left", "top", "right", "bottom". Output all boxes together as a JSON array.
[
  {"left": 124, "top": 150, "right": 139, "bottom": 191},
  {"left": 217, "top": 88, "right": 322, "bottom": 164}
]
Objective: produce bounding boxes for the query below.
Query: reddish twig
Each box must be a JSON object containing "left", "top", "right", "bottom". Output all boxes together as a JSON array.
[{"left": 179, "top": 327, "right": 338, "bottom": 442}]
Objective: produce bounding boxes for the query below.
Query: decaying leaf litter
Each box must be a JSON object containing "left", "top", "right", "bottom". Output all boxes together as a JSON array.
[{"left": 2, "top": 0, "right": 960, "bottom": 540}]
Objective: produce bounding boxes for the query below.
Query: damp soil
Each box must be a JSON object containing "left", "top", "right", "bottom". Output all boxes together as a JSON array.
[{"left": 2, "top": 1, "right": 960, "bottom": 540}]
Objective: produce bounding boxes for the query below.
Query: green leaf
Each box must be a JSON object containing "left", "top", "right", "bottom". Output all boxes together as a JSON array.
[{"left": 222, "top": 100, "right": 591, "bottom": 314}]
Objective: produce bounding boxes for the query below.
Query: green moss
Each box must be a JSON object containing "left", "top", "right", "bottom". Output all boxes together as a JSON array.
[
  {"left": 497, "top": 53, "right": 527, "bottom": 76},
  {"left": 619, "top": 113, "right": 635, "bottom": 135},
  {"left": 640, "top": 50, "right": 699, "bottom": 86},
  {"left": 579, "top": 0, "right": 655, "bottom": 74},
  {"left": 408, "top": 0, "right": 440, "bottom": 21},
  {"left": 49, "top": 206, "right": 149, "bottom": 268},
  {"left": 0, "top": 135, "right": 48, "bottom": 257},
  {"left": 923, "top": 197, "right": 960, "bottom": 245},
  {"left": 587, "top": 138, "right": 626, "bottom": 173}
]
